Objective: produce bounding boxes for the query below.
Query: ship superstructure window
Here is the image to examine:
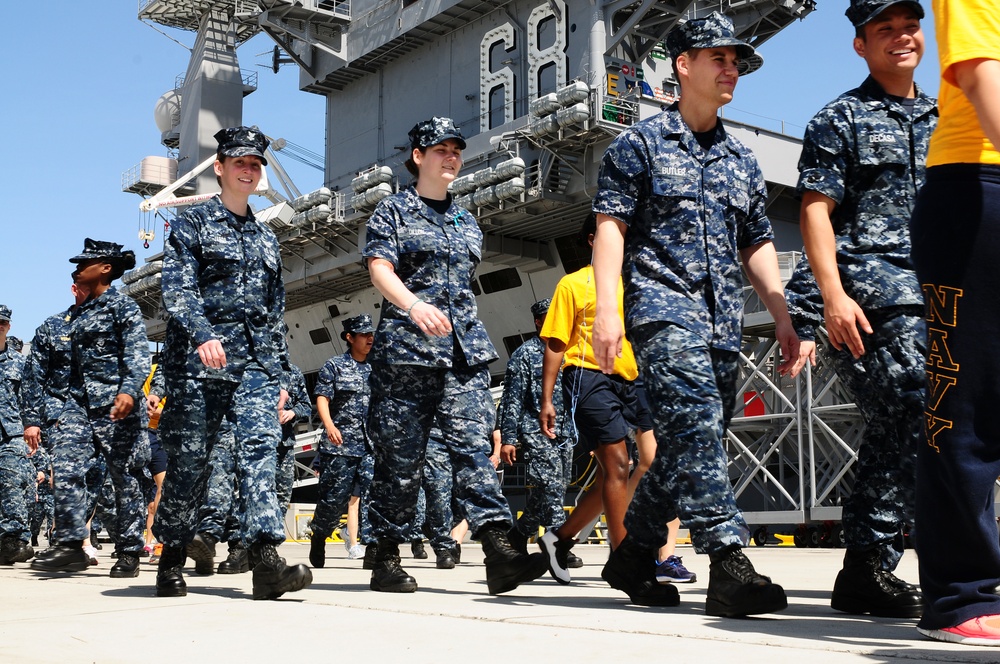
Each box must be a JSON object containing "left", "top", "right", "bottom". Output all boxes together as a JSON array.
[
  {"left": 402, "top": 0, "right": 418, "bottom": 6},
  {"left": 503, "top": 332, "right": 537, "bottom": 356},
  {"left": 309, "top": 327, "right": 332, "bottom": 345},
  {"left": 555, "top": 231, "right": 591, "bottom": 274},
  {"left": 478, "top": 267, "right": 522, "bottom": 294}
]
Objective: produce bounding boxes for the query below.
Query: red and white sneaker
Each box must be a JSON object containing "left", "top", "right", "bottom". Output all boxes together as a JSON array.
[{"left": 919, "top": 614, "right": 1000, "bottom": 646}]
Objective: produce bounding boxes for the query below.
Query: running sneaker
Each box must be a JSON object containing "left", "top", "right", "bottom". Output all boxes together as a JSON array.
[
  {"left": 655, "top": 555, "right": 697, "bottom": 583},
  {"left": 347, "top": 545, "right": 366, "bottom": 560},
  {"left": 149, "top": 543, "right": 163, "bottom": 565},
  {"left": 83, "top": 544, "right": 100, "bottom": 566},
  {"left": 919, "top": 615, "right": 1000, "bottom": 646},
  {"left": 144, "top": 543, "right": 154, "bottom": 557}
]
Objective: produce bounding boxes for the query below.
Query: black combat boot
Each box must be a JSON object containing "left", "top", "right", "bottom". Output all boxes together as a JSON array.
[
  {"left": 0, "top": 534, "right": 20, "bottom": 565},
  {"left": 11, "top": 539, "right": 34, "bottom": 563},
  {"left": 155, "top": 545, "right": 187, "bottom": 597},
  {"left": 601, "top": 536, "right": 680, "bottom": 606},
  {"left": 309, "top": 530, "right": 328, "bottom": 568},
  {"left": 110, "top": 552, "right": 141, "bottom": 578},
  {"left": 30, "top": 540, "right": 89, "bottom": 573},
  {"left": 186, "top": 532, "right": 217, "bottom": 575},
  {"left": 363, "top": 542, "right": 378, "bottom": 570},
  {"left": 435, "top": 546, "right": 456, "bottom": 569},
  {"left": 705, "top": 545, "right": 787, "bottom": 617},
  {"left": 249, "top": 542, "right": 313, "bottom": 600},
  {"left": 831, "top": 548, "right": 923, "bottom": 618},
  {"left": 479, "top": 525, "right": 547, "bottom": 595},
  {"left": 217, "top": 542, "right": 250, "bottom": 574},
  {"left": 411, "top": 539, "right": 428, "bottom": 559},
  {"left": 369, "top": 541, "right": 418, "bottom": 593},
  {"left": 30, "top": 534, "right": 39, "bottom": 548},
  {"left": 507, "top": 525, "right": 529, "bottom": 555}
]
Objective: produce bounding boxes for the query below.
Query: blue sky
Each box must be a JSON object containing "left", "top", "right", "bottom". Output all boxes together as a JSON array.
[{"left": 0, "top": 1, "right": 938, "bottom": 339}]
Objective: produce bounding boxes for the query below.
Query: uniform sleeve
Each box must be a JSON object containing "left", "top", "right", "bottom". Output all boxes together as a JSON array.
[
  {"left": 314, "top": 359, "right": 337, "bottom": 401},
  {"left": 784, "top": 258, "right": 824, "bottom": 342},
  {"left": 737, "top": 157, "right": 775, "bottom": 250},
  {"left": 148, "top": 364, "right": 165, "bottom": 397},
  {"left": 497, "top": 349, "right": 528, "bottom": 447},
  {"left": 593, "top": 130, "right": 651, "bottom": 226},
  {"left": 288, "top": 366, "right": 312, "bottom": 422},
  {"left": 19, "top": 323, "right": 49, "bottom": 428},
  {"left": 362, "top": 199, "right": 401, "bottom": 267},
  {"left": 118, "top": 297, "right": 152, "bottom": 400},
  {"left": 270, "top": 262, "right": 291, "bottom": 376},
  {"left": 162, "top": 215, "right": 217, "bottom": 347},
  {"left": 797, "top": 106, "right": 851, "bottom": 205}
]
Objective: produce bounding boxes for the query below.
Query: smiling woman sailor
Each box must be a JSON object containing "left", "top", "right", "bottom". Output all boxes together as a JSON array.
[{"left": 362, "top": 117, "right": 547, "bottom": 595}]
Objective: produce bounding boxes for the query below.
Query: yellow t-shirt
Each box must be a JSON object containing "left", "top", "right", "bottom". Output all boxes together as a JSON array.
[
  {"left": 928, "top": 0, "right": 1000, "bottom": 166},
  {"left": 539, "top": 265, "right": 638, "bottom": 381}
]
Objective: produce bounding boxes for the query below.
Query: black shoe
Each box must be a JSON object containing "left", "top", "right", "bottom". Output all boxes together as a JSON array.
[
  {"left": 309, "top": 531, "right": 327, "bottom": 568},
  {"left": 831, "top": 549, "right": 923, "bottom": 618},
  {"left": 706, "top": 546, "right": 787, "bottom": 617},
  {"left": 453, "top": 543, "right": 461, "bottom": 565},
  {"left": 218, "top": 543, "right": 250, "bottom": 574},
  {"left": 363, "top": 542, "right": 377, "bottom": 570},
  {"left": 507, "top": 526, "right": 529, "bottom": 555},
  {"left": 30, "top": 542, "right": 89, "bottom": 573},
  {"left": 0, "top": 534, "right": 20, "bottom": 565},
  {"left": 411, "top": 539, "right": 428, "bottom": 559},
  {"left": 90, "top": 530, "right": 102, "bottom": 550},
  {"left": 155, "top": 545, "right": 187, "bottom": 597},
  {"left": 435, "top": 547, "right": 456, "bottom": 569},
  {"left": 370, "top": 542, "right": 418, "bottom": 592},
  {"left": 480, "top": 526, "right": 548, "bottom": 595},
  {"left": 110, "top": 553, "right": 140, "bottom": 578},
  {"left": 566, "top": 551, "right": 584, "bottom": 569},
  {"left": 601, "top": 537, "right": 680, "bottom": 607},
  {"left": 250, "top": 543, "right": 313, "bottom": 600},
  {"left": 186, "top": 532, "right": 217, "bottom": 576},
  {"left": 30, "top": 534, "right": 39, "bottom": 548}
]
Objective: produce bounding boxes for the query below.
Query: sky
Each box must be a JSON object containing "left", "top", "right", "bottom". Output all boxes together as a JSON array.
[{"left": 0, "top": 1, "right": 939, "bottom": 339}]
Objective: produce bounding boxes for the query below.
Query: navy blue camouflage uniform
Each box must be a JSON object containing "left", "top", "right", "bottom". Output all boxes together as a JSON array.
[
  {"left": 195, "top": 422, "right": 240, "bottom": 545},
  {"left": 311, "top": 350, "right": 372, "bottom": 538},
  {"left": 497, "top": 334, "right": 574, "bottom": 536},
  {"left": 784, "top": 76, "right": 936, "bottom": 569},
  {"left": 29, "top": 446, "right": 54, "bottom": 542},
  {"left": 50, "top": 285, "right": 151, "bottom": 555},
  {"left": 278, "top": 364, "right": 310, "bottom": 517},
  {"left": 593, "top": 103, "right": 772, "bottom": 554},
  {"left": 156, "top": 194, "right": 289, "bottom": 550},
  {"left": 0, "top": 337, "right": 32, "bottom": 547},
  {"left": 363, "top": 185, "right": 511, "bottom": 543}
]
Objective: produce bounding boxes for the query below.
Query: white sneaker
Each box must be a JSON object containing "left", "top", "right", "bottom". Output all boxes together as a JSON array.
[
  {"left": 347, "top": 545, "right": 366, "bottom": 560},
  {"left": 83, "top": 544, "right": 99, "bottom": 566},
  {"left": 538, "top": 530, "right": 571, "bottom": 584}
]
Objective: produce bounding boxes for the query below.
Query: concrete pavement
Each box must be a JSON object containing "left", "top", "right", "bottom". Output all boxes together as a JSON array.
[{"left": 1, "top": 543, "right": 996, "bottom": 663}]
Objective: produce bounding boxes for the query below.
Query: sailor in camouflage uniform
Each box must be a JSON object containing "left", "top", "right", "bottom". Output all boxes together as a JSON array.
[
  {"left": 591, "top": 13, "right": 801, "bottom": 615},
  {"left": 154, "top": 126, "right": 311, "bottom": 600},
  {"left": 309, "top": 314, "right": 375, "bottom": 567},
  {"left": 784, "top": 0, "right": 934, "bottom": 618},
  {"left": 0, "top": 305, "right": 35, "bottom": 565},
  {"left": 30, "top": 240, "right": 151, "bottom": 578},
  {"left": 497, "top": 299, "right": 576, "bottom": 556},
  {"left": 363, "top": 117, "right": 546, "bottom": 594},
  {"left": 278, "top": 362, "right": 310, "bottom": 519}
]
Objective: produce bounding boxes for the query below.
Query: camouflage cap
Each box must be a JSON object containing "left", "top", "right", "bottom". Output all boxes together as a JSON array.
[
  {"left": 846, "top": 0, "right": 924, "bottom": 27},
  {"left": 0, "top": 305, "right": 10, "bottom": 322},
  {"left": 530, "top": 298, "right": 551, "bottom": 319},
  {"left": 408, "top": 117, "right": 467, "bottom": 150},
  {"left": 666, "top": 11, "right": 763, "bottom": 76},
  {"left": 214, "top": 125, "right": 269, "bottom": 165},
  {"left": 69, "top": 238, "right": 127, "bottom": 264},
  {"left": 341, "top": 313, "right": 376, "bottom": 340}
]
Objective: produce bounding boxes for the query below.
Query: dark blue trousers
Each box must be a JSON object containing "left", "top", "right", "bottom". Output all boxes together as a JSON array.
[{"left": 911, "top": 164, "right": 1000, "bottom": 630}]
